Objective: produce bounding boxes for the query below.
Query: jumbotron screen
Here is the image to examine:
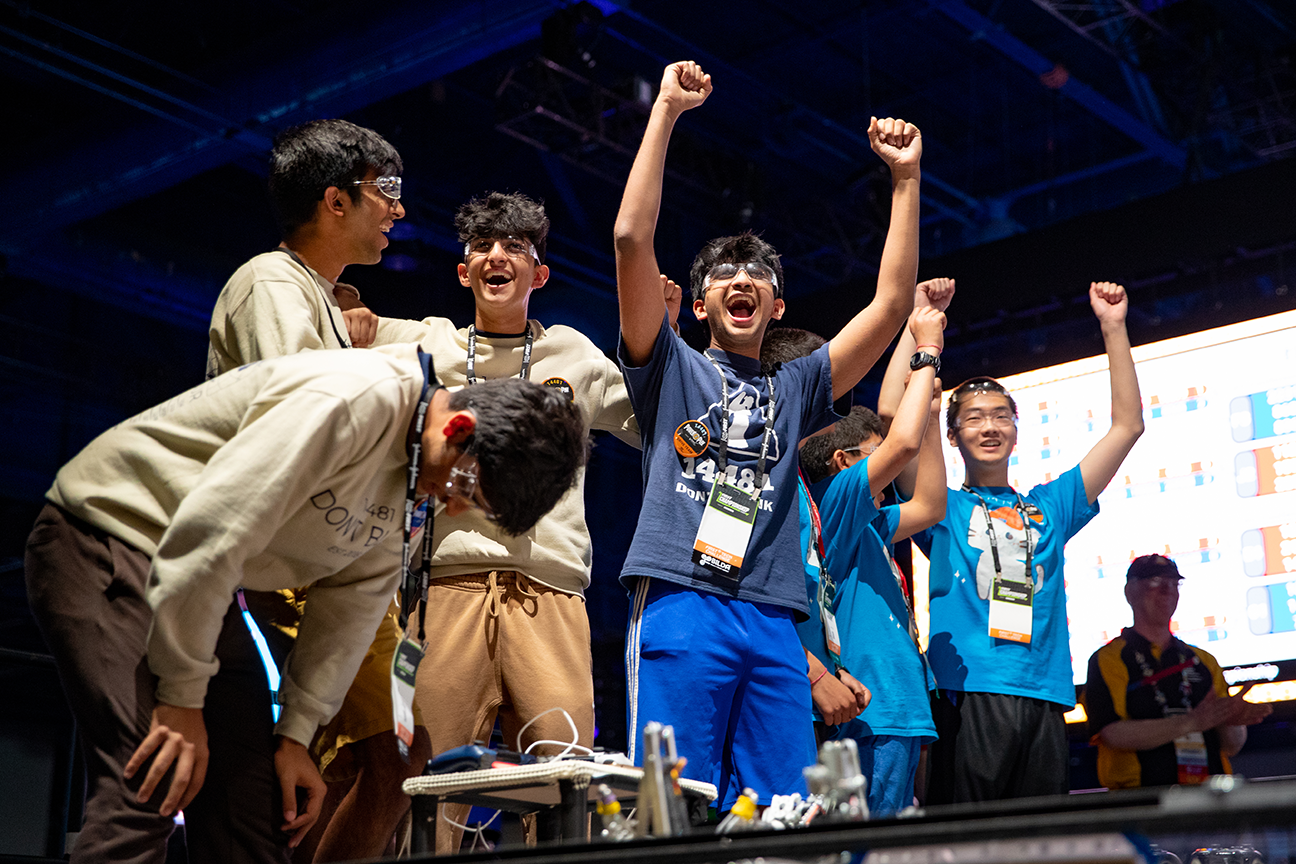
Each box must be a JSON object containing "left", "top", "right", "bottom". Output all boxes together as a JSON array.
[{"left": 923, "top": 309, "right": 1296, "bottom": 686}]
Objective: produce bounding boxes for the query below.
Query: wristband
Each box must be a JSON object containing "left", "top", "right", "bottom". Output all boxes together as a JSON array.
[
  {"left": 810, "top": 667, "right": 829, "bottom": 687},
  {"left": 915, "top": 345, "right": 942, "bottom": 354}
]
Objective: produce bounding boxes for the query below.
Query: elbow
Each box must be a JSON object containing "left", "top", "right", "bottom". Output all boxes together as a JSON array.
[{"left": 613, "top": 220, "right": 648, "bottom": 254}]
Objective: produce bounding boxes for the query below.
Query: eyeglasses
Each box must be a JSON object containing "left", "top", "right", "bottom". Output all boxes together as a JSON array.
[
  {"left": 350, "top": 176, "right": 402, "bottom": 200},
  {"left": 833, "top": 442, "right": 879, "bottom": 464},
  {"left": 703, "top": 261, "right": 780, "bottom": 294},
  {"left": 956, "top": 410, "right": 1017, "bottom": 430},
  {"left": 464, "top": 236, "right": 539, "bottom": 263},
  {"left": 444, "top": 451, "right": 496, "bottom": 522}
]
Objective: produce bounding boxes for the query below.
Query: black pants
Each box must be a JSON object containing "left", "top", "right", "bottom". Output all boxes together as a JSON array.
[{"left": 926, "top": 690, "right": 1069, "bottom": 805}]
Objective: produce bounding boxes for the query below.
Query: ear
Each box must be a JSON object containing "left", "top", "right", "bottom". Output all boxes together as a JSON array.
[
  {"left": 831, "top": 449, "right": 850, "bottom": 472},
  {"left": 458, "top": 262, "right": 471, "bottom": 288},
  {"left": 1124, "top": 582, "right": 1135, "bottom": 606},
  {"left": 770, "top": 298, "right": 786, "bottom": 321},
  {"left": 946, "top": 428, "right": 959, "bottom": 448},
  {"left": 531, "top": 264, "right": 551, "bottom": 290},
  {"left": 692, "top": 297, "right": 708, "bottom": 322},
  {"left": 323, "top": 186, "right": 348, "bottom": 217},
  {"left": 442, "top": 411, "right": 476, "bottom": 445}
]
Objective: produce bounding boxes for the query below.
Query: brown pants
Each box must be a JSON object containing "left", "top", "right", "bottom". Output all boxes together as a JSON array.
[
  {"left": 415, "top": 571, "right": 594, "bottom": 854},
  {"left": 24, "top": 504, "right": 294, "bottom": 863}
]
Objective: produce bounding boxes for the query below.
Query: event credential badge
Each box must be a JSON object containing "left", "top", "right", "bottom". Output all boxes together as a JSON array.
[
  {"left": 989, "top": 569, "right": 1034, "bottom": 643},
  {"left": 389, "top": 637, "right": 424, "bottom": 762},
  {"left": 692, "top": 476, "right": 759, "bottom": 578}
]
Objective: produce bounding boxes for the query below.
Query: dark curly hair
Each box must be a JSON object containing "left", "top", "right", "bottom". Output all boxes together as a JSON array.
[
  {"left": 454, "top": 191, "right": 550, "bottom": 264},
  {"left": 269, "top": 119, "right": 402, "bottom": 239},
  {"left": 799, "top": 406, "right": 884, "bottom": 485},
  {"left": 447, "top": 378, "right": 587, "bottom": 535},
  {"left": 688, "top": 232, "right": 784, "bottom": 302}
]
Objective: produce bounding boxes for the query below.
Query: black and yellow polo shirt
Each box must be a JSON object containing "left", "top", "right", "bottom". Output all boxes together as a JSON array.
[{"left": 1084, "top": 627, "right": 1229, "bottom": 789}]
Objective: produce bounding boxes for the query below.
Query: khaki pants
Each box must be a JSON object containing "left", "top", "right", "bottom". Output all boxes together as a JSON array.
[{"left": 415, "top": 571, "right": 594, "bottom": 854}]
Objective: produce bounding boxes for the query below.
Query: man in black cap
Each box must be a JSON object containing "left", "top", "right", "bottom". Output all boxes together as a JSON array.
[{"left": 1084, "top": 554, "right": 1271, "bottom": 789}]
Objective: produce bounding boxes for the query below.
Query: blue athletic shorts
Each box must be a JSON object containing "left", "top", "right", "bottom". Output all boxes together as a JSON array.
[
  {"left": 840, "top": 733, "right": 922, "bottom": 817},
  {"left": 626, "top": 578, "right": 817, "bottom": 809}
]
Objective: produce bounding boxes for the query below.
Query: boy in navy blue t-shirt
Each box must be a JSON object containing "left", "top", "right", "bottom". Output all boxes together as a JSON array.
[{"left": 613, "top": 60, "right": 923, "bottom": 808}]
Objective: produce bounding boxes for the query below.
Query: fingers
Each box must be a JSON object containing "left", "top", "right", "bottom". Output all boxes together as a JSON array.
[
  {"left": 282, "top": 771, "right": 326, "bottom": 847},
  {"left": 1090, "top": 281, "right": 1127, "bottom": 305},
  {"left": 128, "top": 726, "right": 194, "bottom": 816},
  {"left": 666, "top": 61, "right": 712, "bottom": 107},
  {"left": 869, "top": 117, "right": 920, "bottom": 148}
]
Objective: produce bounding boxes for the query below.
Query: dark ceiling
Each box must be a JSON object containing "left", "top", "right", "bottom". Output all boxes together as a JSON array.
[{"left": 1, "top": 0, "right": 1295, "bottom": 759}]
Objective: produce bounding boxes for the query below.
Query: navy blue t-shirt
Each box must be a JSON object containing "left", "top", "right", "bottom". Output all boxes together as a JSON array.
[{"left": 617, "top": 316, "right": 839, "bottom": 615}]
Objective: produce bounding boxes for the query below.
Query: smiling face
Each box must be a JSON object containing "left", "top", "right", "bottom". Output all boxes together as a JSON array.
[
  {"left": 948, "top": 392, "right": 1018, "bottom": 476},
  {"left": 1126, "top": 573, "right": 1181, "bottom": 632},
  {"left": 342, "top": 167, "right": 404, "bottom": 265},
  {"left": 458, "top": 235, "right": 550, "bottom": 331},
  {"left": 692, "top": 267, "right": 785, "bottom": 358}
]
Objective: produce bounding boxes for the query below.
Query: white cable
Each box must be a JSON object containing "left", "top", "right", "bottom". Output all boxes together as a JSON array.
[
  {"left": 440, "top": 804, "right": 501, "bottom": 854},
  {"left": 524, "top": 739, "right": 594, "bottom": 757},
  {"left": 515, "top": 706, "right": 581, "bottom": 758}
]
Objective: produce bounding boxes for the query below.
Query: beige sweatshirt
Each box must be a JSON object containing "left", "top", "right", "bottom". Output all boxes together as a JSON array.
[
  {"left": 206, "top": 250, "right": 359, "bottom": 380},
  {"left": 374, "top": 316, "right": 637, "bottom": 594},
  {"left": 48, "top": 344, "right": 427, "bottom": 746}
]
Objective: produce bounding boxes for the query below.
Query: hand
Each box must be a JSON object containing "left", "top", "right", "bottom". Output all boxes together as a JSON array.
[
  {"left": 868, "top": 117, "right": 922, "bottom": 175},
  {"left": 274, "top": 737, "right": 327, "bottom": 848},
  {"left": 342, "top": 307, "right": 380, "bottom": 348},
  {"left": 658, "top": 61, "right": 712, "bottom": 117},
  {"left": 812, "top": 670, "right": 864, "bottom": 726},
  {"left": 909, "top": 305, "right": 947, "bottom": 353},
  {"left": 1220, "top": 685, "right": 1274, "bottom": 727},
  {"left": 1089, "top": 281, "right": 1128, "bottom": 328},
  {"left": 917, "top": 277, "right": 955, "bottom": 312},
  {"left": 1185, "top": 688, "right": 1237, "bottom": 734},
  {"left": 837, "top": 670, "right": 872, "bottom": 712},
  {"left": 930, "top": 376, "right": 943, "bottom": 414},
  {"left": 123, "top": 703, "right": 209, "bottom": 817},
  {"left": 662, "top": 273, "right": 683, "bottom": 332}
]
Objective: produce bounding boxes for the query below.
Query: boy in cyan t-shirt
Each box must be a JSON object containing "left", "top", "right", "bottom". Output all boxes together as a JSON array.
[
  {"left": 796, "top": 306, "right": 950, "bottom": 816},
  {"left": 614, "top": 60, "right": 923, "bottom": 807}
]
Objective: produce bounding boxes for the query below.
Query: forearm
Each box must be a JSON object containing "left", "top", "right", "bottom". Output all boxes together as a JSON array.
[
  {"left": 878, "top": 324, "right": 919, "bottom": 429},
  {"left": 1099, "top": 715, "right": 1194, "bottom": 752},
  {"left": 1219, "top": 723, "right": 1247, "bottom": 757},
  {"left": 1103, "top": 319, "right": 1144, "bottom": 438},
  {"left": 896, "top": 406, "right": 947, "bottom": 540},
  {"left": 868, "top": 366, "right": 934, "bottom": 496}
]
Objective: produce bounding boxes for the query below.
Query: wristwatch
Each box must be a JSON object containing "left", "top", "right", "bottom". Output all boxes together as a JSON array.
[{"left": 910, "top": 351, "right": 941, "bottom": 374}]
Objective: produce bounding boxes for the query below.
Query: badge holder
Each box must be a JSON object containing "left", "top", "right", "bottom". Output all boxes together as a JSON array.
[
  {"left": 1174, "top": 730, "right": 1209, "bottom": 784},
  {"left": 692, "top": 477, "right": 758, "bottom": 578},
  {"left": 391, "top": 633, "right": 425, "bottom": 762},
  {"left": 989, "top": 570, "right": 1033, "bottom": 643}
]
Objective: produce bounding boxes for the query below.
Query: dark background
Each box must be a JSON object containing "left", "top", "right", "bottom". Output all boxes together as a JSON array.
[{"left": 2, "top": 0, "right": 1295, "bottom": 853}]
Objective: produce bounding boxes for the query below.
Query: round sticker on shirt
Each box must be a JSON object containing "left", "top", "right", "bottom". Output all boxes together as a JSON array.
[
  {"left": 674, "top": 420, "right": 710, "bottom": 458},
  {"left": 543, "top": 377, "right": 575, "bottom": 402}
]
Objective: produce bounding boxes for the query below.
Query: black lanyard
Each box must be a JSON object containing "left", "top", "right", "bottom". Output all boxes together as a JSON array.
[
  {"left": 466, "top": 324, "right": 534, "bottom": 385},
  {"left": 399, "top": 350, "right": 438, "bottom": 642},
  {"left": 1132, "top": 639, "right": 1198, "bottom": 716},
  {"left": 963, "top": 485, "right": 1035, "bottom": 588},
  {"left": 275, "top": 247, "right": 351, "bottom": 350},
  {"left": 703, "top": 351, "right": 776, "bottom": 492}
]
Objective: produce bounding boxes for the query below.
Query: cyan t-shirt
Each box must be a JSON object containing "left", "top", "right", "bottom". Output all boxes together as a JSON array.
[
  {"left": 816, "top": 461, "right": 937, "bottom": 740},
  {"left": 912, "top": 465, "right": 1098, "bottom": 707},
  {"left": 617, "top": 316, "right": 838, "bottom": 615}
]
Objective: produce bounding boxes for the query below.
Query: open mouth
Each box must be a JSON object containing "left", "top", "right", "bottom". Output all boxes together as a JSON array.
[
  {"left": 725, "top": 294, "right": 756, "bottom": 323},
  {"left": 485, "top": 273, "right": 512, "bottom": 287}
]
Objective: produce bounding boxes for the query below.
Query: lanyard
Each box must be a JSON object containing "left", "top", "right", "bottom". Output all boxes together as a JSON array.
[
  {"left": 799, "top": 468, "right": 829, "bottom": 562},
  {"left": 467, "top": 324, "right": 534, "bottom": 385},
  {"left": 275, "top": 247, "right": 351, "bottom": 350},
  {"left": 703, "top": 351, "right": 776, "bottom": 491},
  {"left": 1132, "top": 638, "right": 1198, "bottom": 715},
  {"left": 399, "top": 350, "right": 437, "bottom": 642},
  {"left": 963, "top": 485, "right": 1035, "bottom": 588}
]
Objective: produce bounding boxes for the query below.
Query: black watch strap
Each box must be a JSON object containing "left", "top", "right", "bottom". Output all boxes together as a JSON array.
[{"left": 910, "top": 350, "right": 941, "bottom": 374}]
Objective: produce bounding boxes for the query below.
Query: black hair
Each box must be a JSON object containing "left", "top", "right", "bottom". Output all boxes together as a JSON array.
[
  {"left": 268, "top": 119, "right": 403, "bottom": 239},
  {"left": 688, "top": 232, "right": 784, "bottom": 302},
  {"left": 455, "top": 191, "right": 550, "bottom": 264},
  {"left": 946, "top": 376, "right": 1018, "bottom": 434},
  {"left": 448, "top": 379, "right": 587, "bottom": 536},
  {"left": 799, "top": 406, "right": 884, "bottom": 485},
  {"left": 760, "top": 327, "right": 825, "bottom": 370}
]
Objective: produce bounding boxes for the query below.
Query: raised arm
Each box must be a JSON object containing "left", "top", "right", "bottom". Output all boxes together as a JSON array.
[
  {"left": 614, "top": 62, "right": 711, "bottom": 365},
  {"left": 879, "top": 278, "right": 955, "bottom": 432},
  {"left": 827, "top": 118, "right": 922, "bottom": 399},
  {"left": 1078, "top": 282, "right": 1145, "bottom": 505},
  {"left": 866, "top": 307, "right": 945, "bottom": 495},
  {"left": 893, "top": 375, "right": 947, "bottom": 542}
]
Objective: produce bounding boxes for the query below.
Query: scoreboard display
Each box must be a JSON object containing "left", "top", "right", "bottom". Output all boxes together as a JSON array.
[{"left": 936, "top": 309, "right": 1296, "bottom": 684}]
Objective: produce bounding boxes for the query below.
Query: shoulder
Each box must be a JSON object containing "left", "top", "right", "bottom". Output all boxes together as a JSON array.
[{"left": 537, "top": 323, "right": 608, "bottom": 356}]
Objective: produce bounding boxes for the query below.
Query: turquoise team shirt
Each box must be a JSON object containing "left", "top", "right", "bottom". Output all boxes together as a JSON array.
[
  {"left": 911, "top": 465, "right": 1098, "bottom": 708},
  {"left": 812, "top": 460, "right": 937, "bottom": 740}
]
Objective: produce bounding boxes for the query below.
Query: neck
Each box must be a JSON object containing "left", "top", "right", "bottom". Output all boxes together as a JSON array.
[
  {"left": 476, "top": 306, "right": 529, "bottom": 335},
  {"left": 1131, "top": 619, "right": 1173, "bottom": 650},
  {"left": 963, "top": 462, "right": 1011, "bottom": 488},
  {"left": 708, "top": 338, "right": 761, "bottom": 361},
  {"left": 281, "top": 236, "right": 347, "bottom": 284}
]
